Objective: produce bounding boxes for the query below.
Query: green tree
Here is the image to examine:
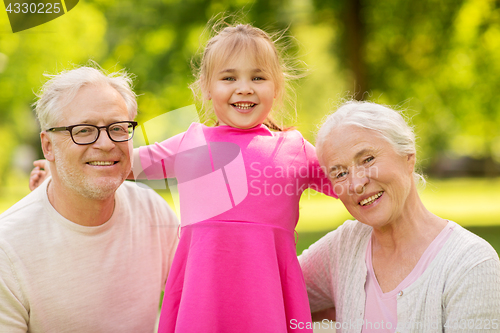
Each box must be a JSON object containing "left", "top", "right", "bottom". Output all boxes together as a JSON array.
[
  {"left": 311, "top": 0, "right": 500, "bottom": 170},
  {"left": 0, "top": 1, "right": 107, "bottom": 184}
]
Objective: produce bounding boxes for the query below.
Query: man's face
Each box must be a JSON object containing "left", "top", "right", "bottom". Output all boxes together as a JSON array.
[{"left": 45, "top": 84, "right": 133, "bottom": 200}]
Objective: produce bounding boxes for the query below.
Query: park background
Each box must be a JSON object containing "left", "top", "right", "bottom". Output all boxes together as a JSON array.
[{"left": 0, "top": 0, "right": 500, "bottom": 258}]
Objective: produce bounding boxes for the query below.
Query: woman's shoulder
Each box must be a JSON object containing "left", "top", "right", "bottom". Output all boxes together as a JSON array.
[
  {"left": 432, "top": 221, "right": 500, "bottom": 283},
  {"left": 433, "top": 222, "right": 500, "bottom": 297},
  {"left": 445, "top": 222, "right": 499, "bottom": 260},
  {"left": 338, "top": 219, "right": 372, "bottom": 236},
  {"left": 303, "top": 220, "right": 372, "bottom": 256},
  {"left": 322, "top": 219, "right": 371, "bottom": 238}
]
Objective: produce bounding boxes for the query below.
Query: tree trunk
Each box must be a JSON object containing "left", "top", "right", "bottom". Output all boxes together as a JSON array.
[{"left": 344, "top": 0, "right": 367, "bottom": 100}]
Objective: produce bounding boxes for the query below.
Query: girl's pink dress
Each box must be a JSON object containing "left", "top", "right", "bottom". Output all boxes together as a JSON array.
[{"left": 139, "top": 123, "right": 335, "bottom": 333}]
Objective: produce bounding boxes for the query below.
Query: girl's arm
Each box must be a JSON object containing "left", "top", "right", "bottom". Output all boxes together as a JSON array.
[
  {"left": 302, "top": 137, "right": 337, "bottom": 198},
  {"left": 133, "top": 130, "right": 187, "bottom": 181}
]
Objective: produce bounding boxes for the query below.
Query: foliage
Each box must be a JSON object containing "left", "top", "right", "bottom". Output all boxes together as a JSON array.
[
  {"left": 0, "top": 1, "right": 107, "bottom": 183},
  {"left": 362, "top": 0, "right": 500, "bottom": 168},
  {"left": 0, "top": 0, "right": 500, "bottom": 185}
]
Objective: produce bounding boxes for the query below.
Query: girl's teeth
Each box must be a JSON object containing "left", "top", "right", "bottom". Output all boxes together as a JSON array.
[
  {"left": 360, "top": 191, "right": 383, "bottom": 206},
  {"left": 88, "top": 161, "right": 114, "bottom": 166},
  {"left": 233, "top": 103, "right": 255, "bottom": 110}
]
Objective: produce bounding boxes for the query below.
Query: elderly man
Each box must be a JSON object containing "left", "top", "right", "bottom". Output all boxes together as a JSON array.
[{"left": 0, "top": 66, "right": 179, "bottom": 332}]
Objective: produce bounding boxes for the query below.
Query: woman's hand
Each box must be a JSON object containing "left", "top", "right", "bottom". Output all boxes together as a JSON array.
[{"left": 29, "top": 159, "right": 50, "bottom": 191}]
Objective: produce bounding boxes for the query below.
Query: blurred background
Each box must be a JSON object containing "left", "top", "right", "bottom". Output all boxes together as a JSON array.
[{"left": 0, "top": 0, "right": 499, "bottom": 258}]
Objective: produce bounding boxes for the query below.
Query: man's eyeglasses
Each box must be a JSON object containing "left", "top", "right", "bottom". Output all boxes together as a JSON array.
[{"left": 46, "top": 121, "right": 138, "bottom": 145}]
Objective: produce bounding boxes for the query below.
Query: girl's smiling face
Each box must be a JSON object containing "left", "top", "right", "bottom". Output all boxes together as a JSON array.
[
  {"left": 207, "top": 54, "right": 275, "bottom": 129},
  {"left": 321, "top": 125, "right": 416, "bottom": 229}
]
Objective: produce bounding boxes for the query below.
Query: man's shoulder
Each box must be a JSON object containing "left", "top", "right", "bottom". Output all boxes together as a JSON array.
[
  {"left": 116, "top": 181, "right": 178, "bottom": 225},
  {"left": 117, "top": 180, "right": 168, "bottom": 205},
  {"left": 0, "top": 184, "right": 45, "bottom": 227},
  {"left": 0, "top": 183, "right": 49, "bottom": 253}
]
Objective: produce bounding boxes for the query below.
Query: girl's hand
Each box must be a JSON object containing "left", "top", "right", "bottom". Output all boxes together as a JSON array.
[{"left": 29, "top": 159, "right": 50, "bottom": 191}]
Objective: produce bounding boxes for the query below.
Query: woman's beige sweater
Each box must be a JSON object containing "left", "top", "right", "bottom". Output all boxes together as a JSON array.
[{"left": 299, "top": 220, "right": 500, "bottom": 333}]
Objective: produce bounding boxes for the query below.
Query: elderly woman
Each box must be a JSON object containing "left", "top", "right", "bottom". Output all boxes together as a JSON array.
[{"left": 298, "top": 101, "right": 500, "bottom": 332}]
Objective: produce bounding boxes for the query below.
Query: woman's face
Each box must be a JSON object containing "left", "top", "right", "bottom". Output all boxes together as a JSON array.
[{"left": 320, "top": 125, "right": 415, "bottom": 229}]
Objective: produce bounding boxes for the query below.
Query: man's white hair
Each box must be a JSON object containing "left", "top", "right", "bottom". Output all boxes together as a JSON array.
[{"left": 34, "top": 63, "right": 137, "bottom": 130}]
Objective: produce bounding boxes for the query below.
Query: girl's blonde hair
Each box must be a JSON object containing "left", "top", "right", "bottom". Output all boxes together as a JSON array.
[{"left": 191, "top": 21, "right": 299, "bottom": 131}]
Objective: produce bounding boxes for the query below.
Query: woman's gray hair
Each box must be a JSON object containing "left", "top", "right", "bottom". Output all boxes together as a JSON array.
[
  {"left": 316, "top": 100, "right": 425, "bottom": 184},
  {"left": 34, "top": 64, "right": 137, "bottom": 131}
]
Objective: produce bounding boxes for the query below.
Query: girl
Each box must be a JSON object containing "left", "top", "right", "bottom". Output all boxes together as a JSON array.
[
  {"left": 133, "top": 23, "right": 337, "bottom": 333},
  {"left": 29, "top": 23, "right": 338, "bottom": 332}
]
